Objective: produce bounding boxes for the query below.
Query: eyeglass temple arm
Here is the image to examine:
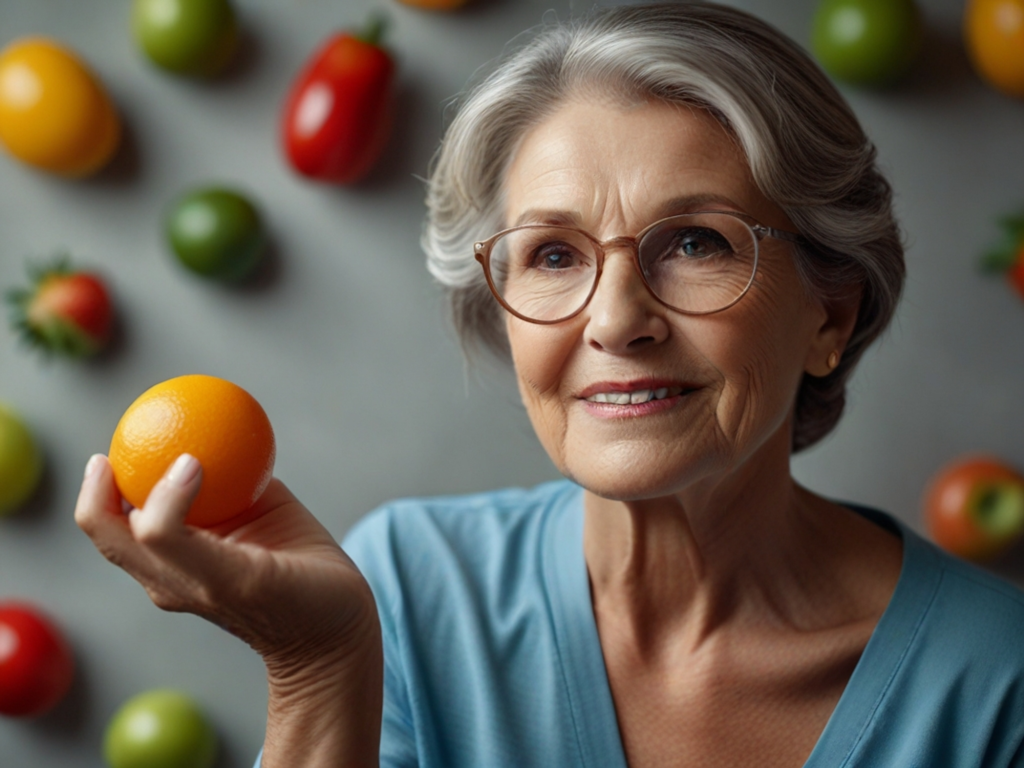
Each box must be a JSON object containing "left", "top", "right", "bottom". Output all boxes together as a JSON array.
[{"left": 752, "top": 224, "right": 805, "bottom": 245}]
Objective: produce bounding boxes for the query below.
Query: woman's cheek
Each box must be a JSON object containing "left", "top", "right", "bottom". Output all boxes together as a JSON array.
[
  {"left": 701, "top": 297, "right": 805, "bottom": 450},
  {"left": 508, "top": 321, "right": 576, "bottom": 463}
]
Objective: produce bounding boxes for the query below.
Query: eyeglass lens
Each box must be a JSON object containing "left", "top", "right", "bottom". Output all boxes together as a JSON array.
[{"left": 487, "top": 212, "right": 758, "bottom": 322}]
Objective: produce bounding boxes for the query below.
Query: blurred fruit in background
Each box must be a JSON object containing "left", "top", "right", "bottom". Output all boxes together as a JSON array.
[
  {"left": 281, "top": 15, "right": 395, "bottom": 184},
  {"left": 980, "top": 213, "right": 1024, "bottom": 300},
  {"left": 132, "top": 0, "right": 238, "bottom": 78},
  {"left": 165, "top": 187, "right": 266, "bottom": 281},
  {"left": 810, "top": 0, "right": 923, "bottom": 87},
  {"left": 0, "top": 38, "right": 121, "bottom": 177},
  {"left": 108, "top": 374, "right": 275, "bottom": 528},
  {"left": 104, "top": 689, "right": 217, "bottom": 768},
  {"left": 0, "top": 405, "right": 43, "bottom": 517},
  {"left": 924, "top": 456, "right": 1024, "bottom": 562},
  {"left": 965, "top": 0, "right": 1024, "bottom": 98},
  {"left": 6, "top": 259, "right": 115, "bottom": 358},
  {"left": 395, "top": 0, "right": 470, "bottom": 9},
  {"left": 0, "top": 602, "right": 75, "bottom": 718}
]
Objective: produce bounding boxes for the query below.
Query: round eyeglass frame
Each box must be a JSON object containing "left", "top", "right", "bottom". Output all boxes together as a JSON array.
[{"left": 473, "top": 210, "right": 805, "bottom": 325}]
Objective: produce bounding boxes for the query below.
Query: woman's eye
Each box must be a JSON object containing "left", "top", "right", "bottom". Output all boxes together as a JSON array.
[
  {"left": 672, "top": 228, "right": 732, "bottom": 259},
  {"left": 530, "top": 244, "right": 579, "bottom": 269}
]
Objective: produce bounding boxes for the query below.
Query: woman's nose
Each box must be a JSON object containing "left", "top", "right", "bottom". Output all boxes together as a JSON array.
[{"left": 582, "top": 249, "right": 670, "bottom": 353}]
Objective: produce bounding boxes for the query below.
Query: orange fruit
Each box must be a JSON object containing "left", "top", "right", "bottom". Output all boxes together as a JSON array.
[
  {"left": 109, "top": 374, "right": 275, "bottom": 528},
  {"left": 965, "top": 0, "right": 1024, "bottom": 98}
]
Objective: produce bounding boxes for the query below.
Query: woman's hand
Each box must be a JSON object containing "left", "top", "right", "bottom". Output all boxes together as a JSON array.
[{"left": 75, "top": 453, "right": 383, "bottom": 767}]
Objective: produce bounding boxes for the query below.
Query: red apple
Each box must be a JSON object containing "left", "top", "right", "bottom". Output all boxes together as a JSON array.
[{"left": 923, "top": 456, "right": 1024, "bottom": 561}]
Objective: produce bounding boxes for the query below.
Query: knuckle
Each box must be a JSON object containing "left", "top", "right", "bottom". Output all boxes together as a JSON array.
[
  {"left": 95, "top": 542, "right": 127, "bottom": 569},
  {"left": 133, "top": 522, "right": 165, "bottom": 547},
  {"left": 132, "top": 512, "right": 174, "bottom": 547},
  {"left": 75, "top": 508, "right": 97, "bottom": 536},
  {"left": 145, "top": 586, "right": 187, "bottom": 613}
]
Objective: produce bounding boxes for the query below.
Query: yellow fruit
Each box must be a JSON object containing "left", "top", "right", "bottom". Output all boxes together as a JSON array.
[
  {"left": 109, "top": 375, "right": 275, "bottom": 528},
  {"left": 0, "top": 38, "right": 121, "bottom": 176},
  {"left": 965, "top": 0, "right": 1024, "bottom": 98},
  {"left": 0, "top": 404, "right": 43, "bottom": 516}
]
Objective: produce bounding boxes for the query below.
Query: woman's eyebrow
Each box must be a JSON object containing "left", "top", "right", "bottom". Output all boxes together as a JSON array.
[
  {"left": 652, "top": 193, "right": 743, "bottom": 218},
  {"left": 510, "top": 208, "right": 581, "bottom": 228},
  {"left": 509, "top": 193, "right": 745, "bottom": 229}
]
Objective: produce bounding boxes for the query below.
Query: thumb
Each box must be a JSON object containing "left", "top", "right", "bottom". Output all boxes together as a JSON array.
[{"left": 128, "top": 454, "right": 203, "bottom": 545}]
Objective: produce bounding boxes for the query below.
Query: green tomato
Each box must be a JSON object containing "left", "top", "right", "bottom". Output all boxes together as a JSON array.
[
  {"left": 166, "top": 187, "right": 265, "bottom": 281},
  {"left": 0, "top": 403, "right": 43, "bottom": 516},
  {"left": 104, "top": 689, "right": 217, "bottom": 768},
  {"left": 811, "top": 0, "right": 923, "bottom": 86},
  {"left": 132, "top": 0, "right": 238, "bottom": 77}
]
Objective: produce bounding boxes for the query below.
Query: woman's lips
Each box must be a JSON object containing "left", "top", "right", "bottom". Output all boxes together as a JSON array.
[
  {"left": 584, "top": 385, "right": 683, "bottom": 405},
  {"left": 577, "top": 380, "right": 699, "bottom": 418}
]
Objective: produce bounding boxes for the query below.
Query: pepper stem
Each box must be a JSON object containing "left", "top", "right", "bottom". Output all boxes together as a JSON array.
[{"left": 357, "top": 12, "right": 388, "bottom": 46}]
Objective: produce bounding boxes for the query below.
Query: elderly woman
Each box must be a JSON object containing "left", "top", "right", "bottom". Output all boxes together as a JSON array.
[{"left": 76, "top": 2, "right": 1024, "bottom": 767}]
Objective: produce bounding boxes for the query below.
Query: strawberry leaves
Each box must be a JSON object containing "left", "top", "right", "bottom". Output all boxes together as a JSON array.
[{"left": 6, "top": 256, "right": 114, "bottom": 358}]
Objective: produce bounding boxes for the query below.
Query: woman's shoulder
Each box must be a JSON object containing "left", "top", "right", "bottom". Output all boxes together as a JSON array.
[
  {"left": 824, "top": 505, "right": 1024, "bottom": 766},
  {"left": 854, "top": 503, "right": 1024, "bottom": 673},
  {"left": 340, "top": 478, "right": 581, "bottom": 595},
  {"left": 344, "top": 477, "right": 578, "bottom": 545},
  {"left": 847, "top": 501, "right": 1024, "bottom": 619}
]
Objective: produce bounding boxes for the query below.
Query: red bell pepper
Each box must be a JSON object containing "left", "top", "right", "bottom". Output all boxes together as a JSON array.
[{"left": 281, "top": 16, "right": 394, "bottom": 184}]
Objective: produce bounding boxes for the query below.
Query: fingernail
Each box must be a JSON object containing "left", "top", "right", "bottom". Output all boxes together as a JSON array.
[
  {"left": 84, "top": 454, "right": 104, "bottom": 480},
  {"left": 166, "top": 454, "right": 201, "bottom": 487}
]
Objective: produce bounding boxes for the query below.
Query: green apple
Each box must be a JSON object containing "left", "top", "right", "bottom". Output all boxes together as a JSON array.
[
  {"left": 165, "top": 187, "right": 266, "bottom": 281},
  {"left": 811, "top": 0, "right": 923, "bottom": 86},
  {"left": 103, "top": 689, "right": 217, "bottom": 768},
  {"left": 132, "top": 0, "right": 238, "bottom": 77},
  {"left": 0, "top": 403, "right": 43, "bottom": 516}
]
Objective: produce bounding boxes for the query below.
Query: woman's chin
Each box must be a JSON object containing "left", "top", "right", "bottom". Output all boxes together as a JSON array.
[{"left": 562, "top": 456, "right": 714, "bottom": 503}]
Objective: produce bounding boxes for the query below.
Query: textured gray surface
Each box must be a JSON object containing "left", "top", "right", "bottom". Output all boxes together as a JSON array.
[{"left": 0, "top": 0, "right": 1021, "bottom": 765}]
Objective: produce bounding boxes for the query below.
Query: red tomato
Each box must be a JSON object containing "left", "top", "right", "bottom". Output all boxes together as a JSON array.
[
  {"left": 0, "top": 602, "right": 75, "bottom": 717},
  {"left": 923, "top": 456, "right": 1024, "bottom": 562},
  {"left": 281, "top": 17, "right": 395, "bottom": 184}
]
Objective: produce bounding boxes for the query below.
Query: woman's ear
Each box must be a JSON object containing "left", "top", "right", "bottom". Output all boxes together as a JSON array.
[{"left": 804, "top": 286, "right": 861, "bottom": 377}]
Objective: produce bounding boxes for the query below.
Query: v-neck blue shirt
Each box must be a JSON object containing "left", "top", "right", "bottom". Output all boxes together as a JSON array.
[{"left": 254, "top": 479, "right": 1024, "bottom": 767}]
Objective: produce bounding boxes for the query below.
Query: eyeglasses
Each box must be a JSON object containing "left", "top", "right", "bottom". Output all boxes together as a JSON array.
[{"left": 474, "top": 210, "right": 803, "bottom": 324}]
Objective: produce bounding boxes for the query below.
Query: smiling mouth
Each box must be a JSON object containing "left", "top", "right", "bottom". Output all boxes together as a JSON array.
[{"left": 584, "top": 386, "right": 688, "bottom": 405}]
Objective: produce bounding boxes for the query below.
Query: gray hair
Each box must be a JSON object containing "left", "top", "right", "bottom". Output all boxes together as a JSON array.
[{"left": 422, "top": 1, "right": 905, "bottom": 453}]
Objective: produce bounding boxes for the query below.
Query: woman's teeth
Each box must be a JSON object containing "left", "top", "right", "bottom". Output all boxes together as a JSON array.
[{"left": 586, "top": 387, "right": 683, "bottom": 405}]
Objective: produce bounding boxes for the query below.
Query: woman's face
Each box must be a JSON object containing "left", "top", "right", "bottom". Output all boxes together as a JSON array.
[{"left": 502, "top": 97, "right": 841, "bottom": 501}]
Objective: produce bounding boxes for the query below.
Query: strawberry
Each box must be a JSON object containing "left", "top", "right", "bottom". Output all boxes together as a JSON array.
[
  {"left": 981, "top": 215, "right": 1024, "bottom": 302},
  {"left": 6, "top": 258, "right": 114, "bottom": 357}
]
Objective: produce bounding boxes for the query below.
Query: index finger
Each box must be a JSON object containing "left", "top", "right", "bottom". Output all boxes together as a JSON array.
[{"left": 74, "top": 454, "right": 159, "bottom": 577}]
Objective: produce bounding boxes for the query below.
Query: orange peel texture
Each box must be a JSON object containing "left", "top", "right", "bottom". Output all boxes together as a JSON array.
[{"left": 109, "top": 374, "right": 275, "bottom": 527}]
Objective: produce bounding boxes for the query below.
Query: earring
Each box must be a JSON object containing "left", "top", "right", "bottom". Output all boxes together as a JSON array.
[{"left": 826, "top": 350, "right": 840, "bottom": 371}]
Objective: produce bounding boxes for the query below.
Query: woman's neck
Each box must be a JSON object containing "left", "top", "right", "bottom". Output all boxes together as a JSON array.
[{"left": 581, "top": 436, "right": 902, "bottom": 660}]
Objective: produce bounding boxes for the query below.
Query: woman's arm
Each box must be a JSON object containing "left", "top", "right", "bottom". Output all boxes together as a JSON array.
[{"left": 74, "top": 454, "right": 383, "bottom": 768}]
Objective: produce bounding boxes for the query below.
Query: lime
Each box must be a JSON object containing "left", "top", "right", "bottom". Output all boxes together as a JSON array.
[
  {"left": 132, "top": 0, "right": 238, "bottom": 78},
  {"left": 165, "top": 187, "right": 265, "bottom": 281},
  {"left": 811, "top": 0, "right": 923, "bottom": 86}
]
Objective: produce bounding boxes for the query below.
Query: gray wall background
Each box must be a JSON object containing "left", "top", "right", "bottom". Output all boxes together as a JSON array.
[{"left": 1, "top": 0, "right": 1021, "bottom": 765}]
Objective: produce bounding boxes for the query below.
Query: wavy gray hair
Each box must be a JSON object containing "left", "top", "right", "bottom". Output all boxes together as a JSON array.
[{"left": 422, "top": 1, "right": 904, "bottom": 453}]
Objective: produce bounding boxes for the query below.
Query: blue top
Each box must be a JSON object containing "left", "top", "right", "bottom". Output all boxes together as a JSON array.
[{"left": 254, "top": 479, "right": 1024, "bottom": 767}]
